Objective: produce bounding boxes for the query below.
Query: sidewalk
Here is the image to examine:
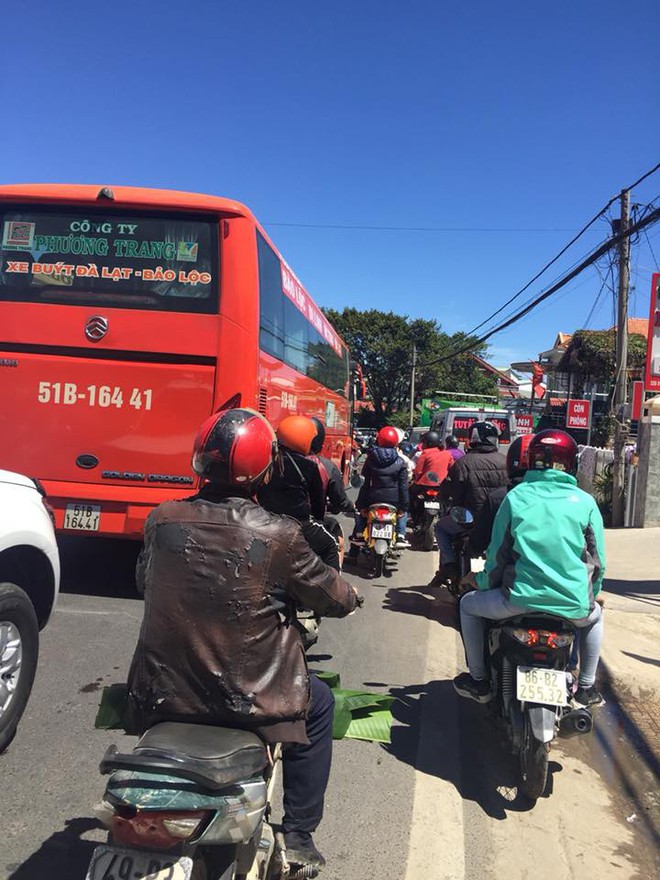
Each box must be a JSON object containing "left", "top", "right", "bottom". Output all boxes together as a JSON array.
[{"left": 600, "top": 527, "right": 660, "bottom": 759}]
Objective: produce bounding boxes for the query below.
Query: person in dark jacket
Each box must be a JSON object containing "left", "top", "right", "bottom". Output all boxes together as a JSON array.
[
  {"left": 349, "top": 425, "right": 410, "bottom": 551},
  {"left": 128, "top": 408, "right": 357, "bottom": 874},
  {"left": 258, "top": 415, "right": 341, "bottom": 570},
  {"left": 308, "top": 417, "right": 356, "bottom": 567},
  {"left": 467, "top": 433, "right": 534, "bottom": 557},
  {"left": 429, "top": 420, "right": 508, "bottom": 585}
]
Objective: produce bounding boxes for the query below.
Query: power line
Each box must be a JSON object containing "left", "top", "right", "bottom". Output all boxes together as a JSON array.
[
  {"left": 459, "top": 162, "right": 660, "bottom": 339},
  {"left": 644, "top": 226, "right": 659, "bottom": 270},
  {"left": 418, "top": 203, "right": 660, "bottom": 368},
  {"left": 265, "top": 222, "right": 589, "bottom": 233}
]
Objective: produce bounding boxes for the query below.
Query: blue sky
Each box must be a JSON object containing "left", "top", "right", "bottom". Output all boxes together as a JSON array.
[{"left": 3, "top": 1, "right": 659, "bottom": 366}]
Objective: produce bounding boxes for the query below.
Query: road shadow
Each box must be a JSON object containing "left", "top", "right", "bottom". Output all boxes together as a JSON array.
[
  {"left": 622, "top": 650, "right": 660, "bottom": 668},
  {"left": 602, "top": 577, "right": 660, "bottom": 605},
  {"left": 384, "top": 679, "right": 561, "bottom": 819},
  {"left": 7, "top": 817, "right": 102, "bottom": 880},
  {"left": 383, "top": 584, "right": 460, "bottom": 631},
  {"left": 58, "top": 535, "right": 141, "bottom": 599}
]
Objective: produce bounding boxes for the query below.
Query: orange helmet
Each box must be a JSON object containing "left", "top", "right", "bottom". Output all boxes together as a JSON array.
[{"left": 276, "top": 415, "right": 318, "bottom": 455}]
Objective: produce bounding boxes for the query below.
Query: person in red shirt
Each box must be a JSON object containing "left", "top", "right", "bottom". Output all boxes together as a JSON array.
[{"left": 410, "top": 431, "right": 455, "bottom": 520}]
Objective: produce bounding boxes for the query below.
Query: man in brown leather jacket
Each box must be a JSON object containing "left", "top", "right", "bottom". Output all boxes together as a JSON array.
[{"left": 128, "top": 408, "right": 357, "bottom": 874}]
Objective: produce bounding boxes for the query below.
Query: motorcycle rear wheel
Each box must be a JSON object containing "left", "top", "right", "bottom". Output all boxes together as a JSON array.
[
  {"left": 373, "top": 554, "right": 385, "bottom": 578},
  {"left": 421, "top": 515, "right": 436, "bottom": 551},
  {"left": 519, "top": 714, "right": 550, "bottom": 801}
]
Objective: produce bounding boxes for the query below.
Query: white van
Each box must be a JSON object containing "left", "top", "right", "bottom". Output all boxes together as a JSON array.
[{"left": 430, "top": 407, "right": 518, "bottom": 448}]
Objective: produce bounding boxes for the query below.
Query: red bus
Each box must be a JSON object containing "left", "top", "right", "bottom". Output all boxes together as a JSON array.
[{"left": 0, "top": 184, "right": 356, "bottom": 538}]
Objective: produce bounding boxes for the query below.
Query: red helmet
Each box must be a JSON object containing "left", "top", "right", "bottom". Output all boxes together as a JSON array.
[
  {"left": 276, "top": 415, "right": 318, "bottom": 455},
  {"left": 506, "top": 433, "right": 535, "bottom": 481},
  {"left": 528, "top": 429, "right": 578, "bottom": 474},
  {"left": 192, "top": 408, "right": 277, "bottom": 488},
  {"left": 377, "top": 426, "right": 399, "bottom": 447}
]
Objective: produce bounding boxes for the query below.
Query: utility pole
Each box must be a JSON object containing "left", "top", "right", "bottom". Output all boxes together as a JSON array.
[
  {"left": 409, "top": 342, "right": 417, "bottom": 430},
  {"left": 612, "top": 188, "right": 630, "bottom": 527}
]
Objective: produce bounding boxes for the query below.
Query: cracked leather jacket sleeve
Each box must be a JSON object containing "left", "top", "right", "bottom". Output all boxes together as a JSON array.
[{"left": 283, "top": 525, "right": 357, "bottom": 617}]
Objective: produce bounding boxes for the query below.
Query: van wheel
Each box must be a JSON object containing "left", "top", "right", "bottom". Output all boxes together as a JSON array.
[{"left": 0, "top": 582, "right": 40, "bottom": 752}]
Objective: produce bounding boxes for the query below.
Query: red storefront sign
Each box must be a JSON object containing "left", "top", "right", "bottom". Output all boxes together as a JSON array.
[
  {"left": 516, "top": 414, "right": 534, "bottom": 434},
  {"left": 645, "top": 273, "right": 660, "bottom": 392},
  {"left": 566, "top": 399, "right": 591, "bottom": 429}
]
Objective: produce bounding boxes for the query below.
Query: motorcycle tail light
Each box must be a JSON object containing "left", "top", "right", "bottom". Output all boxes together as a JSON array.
[
  {"left": 426, "top": 490, "right": 439, "bottom": 497},
  {"left": 510, "top": 628, "right": 539, "bottom": 645},
  {"left": 545, "top": 631, "right": 573, "bottom": 648},
  {"left": 532, "top": 651, "right": 547, "bottom": 661},
  {"left": 111, "top": 810, "right": 210, "bottom": 849},
  {"left": 373, "top": 506, "right": 395, "bottom": 520}
]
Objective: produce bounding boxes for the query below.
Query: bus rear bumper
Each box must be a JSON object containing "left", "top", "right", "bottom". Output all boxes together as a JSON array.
[{"left": 42, "top": 481, "right": 197, "bottom": 540}]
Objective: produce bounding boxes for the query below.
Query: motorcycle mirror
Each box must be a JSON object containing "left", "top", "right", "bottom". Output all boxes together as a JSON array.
[
  {"left": 350, "top": 474, "right": 365, "bottom": 488},
  {"left": 450, "top": 506, "right": 473, "bottom": 525}
]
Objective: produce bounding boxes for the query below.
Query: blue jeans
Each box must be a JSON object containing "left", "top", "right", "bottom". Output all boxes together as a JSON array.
[
  {"left": 434, "top": 514, "right": 463, "bottom": 564},
  {"left": 354, "top": 511, "right": 407, "bottom": 538},
  {"left": 460, "top": 590, "right": 604, "bottom": 687}
]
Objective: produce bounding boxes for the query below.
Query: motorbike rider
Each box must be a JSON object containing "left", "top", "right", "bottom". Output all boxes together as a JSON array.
[
  {"left": 409, "top": 431, "right": 455, "bottom": 523},
  {"left": 127, "top": 408, "right": 358, "bottom": 875},
  {"left": 468, "top": 432, "right": 535, "bottom": 557},
  {"left": 394, "top": 427, "right": 415, "bottom": 482},
  {"left": 308, "top": 416, "right": 356, "bottom": 565},
  {"left": 258, "top": 414, "right": 340, "bottom": 571},
  {"left": 453, "top": 429, "right": 605, "bottom": 708},
  {"left": 349, "top": 425, "right": 410, "bottom": 552},
  {"left": 445, "top": 434, "right": 465, "bottom": 463},
  {"left": 429, "top": 420, "right": 508, "bottom": 586}
]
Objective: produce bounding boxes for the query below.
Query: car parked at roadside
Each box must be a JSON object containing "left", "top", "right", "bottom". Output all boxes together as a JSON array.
[{"left": 0, "top": 470, "right": 60, "bottom": 750}]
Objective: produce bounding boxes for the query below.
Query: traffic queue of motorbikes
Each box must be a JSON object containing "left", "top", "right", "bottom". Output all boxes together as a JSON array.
[
  {"left": 82, "top": 412, "right": 604, "bottom": 880},
  {"left": 350, "top": 422, "right": 605, "bottom": 802}
]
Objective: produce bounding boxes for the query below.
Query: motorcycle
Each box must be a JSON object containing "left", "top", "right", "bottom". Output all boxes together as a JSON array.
[
  {"left": 484, "top": 611, "right": 592, "bottom": 801},
  {"left": 86, "top": 590, "right": 364, "bottom": 880},
  {"left": 349, "top": 503, "right": 399, "bottom": 578},
  {"left": 449, "top": 507, "right": 594, "bottom": 800},
  {"left": 89, "top": 728, "right": 285, "bottom": 880},
  {"left": 439, "top": 506, "right": 476, "bottom": 597},
  {"left": 410, "top": 479, "right": 442, "bottom": 551}
]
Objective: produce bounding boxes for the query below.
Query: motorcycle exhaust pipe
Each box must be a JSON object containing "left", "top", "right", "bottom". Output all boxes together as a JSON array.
[{"left": 560, "top": 707, "right": 593, "bottom": 737}]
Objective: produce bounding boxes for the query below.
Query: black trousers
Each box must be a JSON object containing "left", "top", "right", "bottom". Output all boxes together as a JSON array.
[
  {"left": 282, "top": 675, "right": 334, "bottom": 834},
  {"left": 300, "top": 518, "right": 340, "bottom": 571}
]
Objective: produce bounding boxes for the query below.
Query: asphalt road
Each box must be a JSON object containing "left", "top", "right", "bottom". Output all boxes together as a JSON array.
[{"left": 1, "top": 521, "right": 658, "bottom": 880}]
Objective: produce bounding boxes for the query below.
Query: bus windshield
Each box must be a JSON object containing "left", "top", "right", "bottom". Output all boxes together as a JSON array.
[{"left": 0, "top": 208, "right": 218, "bottom": 313}]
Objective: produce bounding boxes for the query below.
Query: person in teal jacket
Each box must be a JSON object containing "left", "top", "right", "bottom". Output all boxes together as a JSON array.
[{"left": 453, "top": 429, "right": 605, "bottom": 708}]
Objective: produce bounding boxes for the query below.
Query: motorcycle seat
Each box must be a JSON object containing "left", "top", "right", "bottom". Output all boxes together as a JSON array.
[{"left": 101, "top": 722, "right": 268, "bottom": 789}]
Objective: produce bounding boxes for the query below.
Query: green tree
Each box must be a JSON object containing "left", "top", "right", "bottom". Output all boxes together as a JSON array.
[
  {"left": 557, "top": 329, "right": 647, "bottom": 396},
  {"left": 323, "top": 307, "right": 497, "bottom": 424}
]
